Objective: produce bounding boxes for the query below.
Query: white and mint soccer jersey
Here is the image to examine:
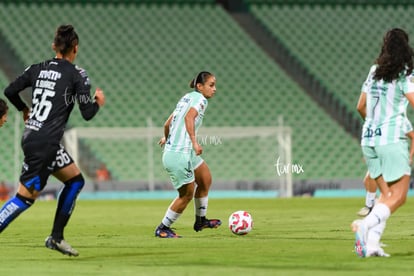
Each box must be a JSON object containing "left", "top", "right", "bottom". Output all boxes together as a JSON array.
[
  {"left": 165, "top": 91, "right": 208, "bottom": 153},
  {"left": 361, "top": 65, "right": 414, "bottom": 146},
  {"left": 403, "top": 117, "right": 413, "bottom": 134}
]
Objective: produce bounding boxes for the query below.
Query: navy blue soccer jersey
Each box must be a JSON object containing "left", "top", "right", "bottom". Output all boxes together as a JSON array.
[{"left": 4, "top": 58, "right": 99, "bottom": 144}]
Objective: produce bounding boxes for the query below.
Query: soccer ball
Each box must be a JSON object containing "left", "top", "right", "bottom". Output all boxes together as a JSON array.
[{"left": 228, "top": 210, "right": 253, "bottom": 235}]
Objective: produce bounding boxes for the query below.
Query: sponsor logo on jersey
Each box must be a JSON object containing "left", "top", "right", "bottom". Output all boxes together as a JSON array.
[
  {"left": 38, "top": 70, "right": 62, "bottom": 81},
  {"left": 26, "top": 118, "right": 43, "bottom": 131}
]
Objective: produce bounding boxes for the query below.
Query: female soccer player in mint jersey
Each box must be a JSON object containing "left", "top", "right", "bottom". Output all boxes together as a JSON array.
[
  {"left": 357, "top": 118, "right": 414, "bottom": 217},
  {"left": 155, "top": 71, "right": 221, "bottom": 238},
  {"left": 1, "top": 24, "right": 105, "bottom": 256},
  {"left": 353, "top": 28, "right": 414, "bottom": 258}
]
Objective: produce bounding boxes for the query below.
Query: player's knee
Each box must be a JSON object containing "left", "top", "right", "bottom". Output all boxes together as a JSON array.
[
  {"left": 178, "top": 189, "right": 193, "bottom": 203},
  {"left": 182, "top": 194, "right": 193, "bottom": 203},
  {"left": 64, "top": 173, "right": 85, "bottom": 191},
  {"left": 178, "top": 183, "right": 194, "bottom": 202},
  {"left": 17, "top": 182, "right": 40, "bottom": 200},
  {"left": 398, "top": 193, "right": 407, "bottom": 206},
  {"left": 15, "top": 193, "right": 35, "bottom": 206}
]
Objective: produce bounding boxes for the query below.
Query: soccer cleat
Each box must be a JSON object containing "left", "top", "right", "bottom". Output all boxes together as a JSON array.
[
  {"left": 357, "top": 206, "right": 373, "bottom": 217},
  {"left": 366, "top": 246, "right": 390, "bottom": 257},
  {"left": 351, "top": 219, "right": 368, "bottom": 258},
  {"left": 193, "top": 218, "right": 222, "bottom": 232},
  {"left": 155, "top": 224, "right": 182, "bottom": 238},
  {"left": 45, "top": 236, "right": 79, "bottom": 257}
]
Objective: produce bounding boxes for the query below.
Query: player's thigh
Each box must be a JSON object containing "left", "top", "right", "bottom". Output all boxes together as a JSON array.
[
  {"left": 388, "top": 175, "right": 410, "bottom": 197},
  {"left": 177, "top": 182, "right": 195, "bottom": 199},
  {"left": 191, "top": 153, "right": 204, "bottom": 171},
  {"left": 20, "top": 142, "right": 59, "bottom": 195},
  {"left": 194, "top": 161, "right": 211, "bottom": 186},
  {"left": 53, "top": 163, "right": 81, "bottom": 183},
  {"left": 362, "top": 146, "right": 381, "bottom": 179},
  {"left": 191, "top": 151, "right": 211, "bottom": 187},
  {"left": 376, "top": 141, "right": 410, "bottom": 183},
  {"left": 162, "top": 151, "right": 194, "bottom": 189},
  {"left": 52, "top": 146, "right": 80, "bottom": 182}
]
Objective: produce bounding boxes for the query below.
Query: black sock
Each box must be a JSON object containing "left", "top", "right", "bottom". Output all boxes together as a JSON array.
[
  {"left": 51, "top": 175, "right": 84, "bottom": 241},
  {"left": 195, "top": 215, "right": 206, "bottom": 223}
]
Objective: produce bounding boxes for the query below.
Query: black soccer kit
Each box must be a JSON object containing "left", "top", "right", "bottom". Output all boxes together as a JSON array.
[{"left": 4, "top": 58, "right": 99, "bottom": 192}]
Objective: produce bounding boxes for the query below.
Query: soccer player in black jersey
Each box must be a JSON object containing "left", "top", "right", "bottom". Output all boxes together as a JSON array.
[{"left": 1, "top": 24, "right": 105, "bottom": 256}]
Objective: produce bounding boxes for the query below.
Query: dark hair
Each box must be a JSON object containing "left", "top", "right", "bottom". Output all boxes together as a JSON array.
[
  {"left": 374, "top": 28, "right": 414, "bottom": 82},
  {"left": 0, "top": 98, "right": 8, "bottom": 118},
  {"left": 189, "top": 71, "right": 214, "bottom": 90},
  {"left": 53, "top": 24, "right": 79, "bottom": 56}
]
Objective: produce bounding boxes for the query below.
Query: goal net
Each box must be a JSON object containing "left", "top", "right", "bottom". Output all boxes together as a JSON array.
[{"left": 63, "top": 125, "right": 293, "bottom": 197}]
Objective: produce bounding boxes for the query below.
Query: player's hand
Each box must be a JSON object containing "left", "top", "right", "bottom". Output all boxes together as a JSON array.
[
  {"left": 193, "top": 142, "right": 203, "bottom": 155},
  {"left": 22, "top": 107, "right": 30, "bottom": 122},
  {"left": 94, "top": 88, "right": 105, "bottom": 107},
  {"left": 158, "top": 137, "right": 166, "bottom": 147}
]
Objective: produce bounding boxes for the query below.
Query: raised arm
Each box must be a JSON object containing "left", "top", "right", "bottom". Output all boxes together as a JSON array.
[{"left": 75, "top": 68, "right": 104, "bottom": 121}]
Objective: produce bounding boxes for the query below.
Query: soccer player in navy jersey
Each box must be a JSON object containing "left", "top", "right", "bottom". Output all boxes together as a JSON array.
[{"left": 1, "top": 24, "right": 105, "bottom": 256}]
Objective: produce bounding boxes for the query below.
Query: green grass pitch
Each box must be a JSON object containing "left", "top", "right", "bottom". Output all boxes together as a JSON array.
[{"left": 1, "top": 197, "right": 414, "bottom": 275}]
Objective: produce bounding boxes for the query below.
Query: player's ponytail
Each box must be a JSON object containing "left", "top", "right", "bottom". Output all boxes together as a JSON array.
[
  {"left": 53, "top": 24, "right": 79, "bottom": 56},
  {"left": 0, "top": 98, "right": 8, "bottom": 118},
  {"left": 374, "top": 28, "right": 413, "bottom": 82},
  {"left": 189, "top": 71, "right": 214, "bottom": 91}
]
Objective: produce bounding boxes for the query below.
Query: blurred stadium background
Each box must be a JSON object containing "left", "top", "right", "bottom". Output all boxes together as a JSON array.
[{"left": 1, "top": 0, "right": 414, "bottom": 198}]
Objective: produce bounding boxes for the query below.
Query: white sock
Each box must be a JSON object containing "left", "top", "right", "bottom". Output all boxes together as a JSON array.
[
  {"left": 161, "top": 208, "right": 181, "bottom": 228},
  {"left": 367, "top": 220, "right": 386, "bottom": 248},
  {"left": 364, "top": 203, "right": 390, "bottom": 229},
  {"left": 365, "top": 192, "right": 377, "bottom": 208},
  {"left": 194, "top": 196, "right": 208, "bottom": 217}
]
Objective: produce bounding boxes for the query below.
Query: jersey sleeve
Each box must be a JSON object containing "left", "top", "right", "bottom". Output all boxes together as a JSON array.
[
  {"left": 404, "top": 118, "right": 413, "bottom": 134},
  {"left": 190, "top": 93, "right": 208, "bottom": 114},
  {"left": 3, "top": 65, "right": 33, "bottom": 111},
  {"left": 361, "top": 65, "right": 377, "bottom": 93},
  {"left": 404, "top": 72, "right": 414, "bottom": 94},
  {"left": 74, "top": 66, "right": 99, "bottom": 121}
]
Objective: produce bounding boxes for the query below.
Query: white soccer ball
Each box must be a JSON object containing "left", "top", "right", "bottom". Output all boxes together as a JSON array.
[{"left": 228, "top": 210, "right": 253, "bottom": 235}]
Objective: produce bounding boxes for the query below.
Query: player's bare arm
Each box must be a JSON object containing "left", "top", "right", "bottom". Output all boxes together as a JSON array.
[
  {"left": 185, "top": 107, "right": 202, "bottom": 155},
  {"left": 159, "top": 113, "right": 173, "bottom": 147},
  {"left": 94, "top": 87, "right": 105, "bottom": 107},
  {"left": 356, "top": 92, "right": 366, "bottom": 120},
  {"left": 22, "top": 106, "right": 30, "bottom": 122}
]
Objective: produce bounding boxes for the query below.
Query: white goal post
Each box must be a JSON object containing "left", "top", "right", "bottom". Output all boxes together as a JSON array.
[{"left": 63, "top": 125, "right": 293, "bottom": 197}]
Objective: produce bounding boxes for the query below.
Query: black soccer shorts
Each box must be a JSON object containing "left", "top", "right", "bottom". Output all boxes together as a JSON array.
[{"left": 20, "top": 143, "right": 74, "bottom": 192}]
